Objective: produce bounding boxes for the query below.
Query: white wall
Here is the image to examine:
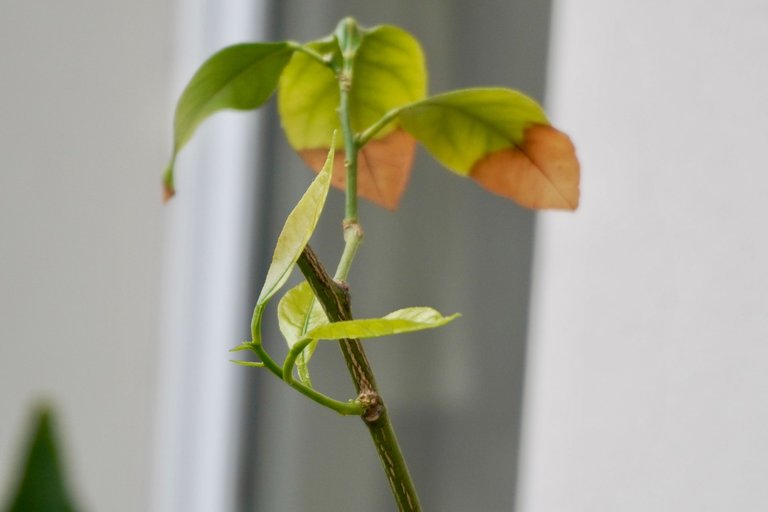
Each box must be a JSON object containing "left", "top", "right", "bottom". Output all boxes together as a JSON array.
[
  {"left": 0, "top": 1, "right": 173, "bottom": 510},
  {"left": 520, "top": 2, "right": 768, "bottom": 511}
]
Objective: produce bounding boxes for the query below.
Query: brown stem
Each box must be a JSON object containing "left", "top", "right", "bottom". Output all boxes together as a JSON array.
[{"left": 296, "top": 245, "right": 421, "bottom": 511}]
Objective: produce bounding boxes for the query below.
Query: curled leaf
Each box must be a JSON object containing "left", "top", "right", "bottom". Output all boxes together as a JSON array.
[
  {"left": 278, "top": 281, "right": 328, "bottom": 348},
  {"left": 278, "top": 281, "right": 328, "bottom": 384}
]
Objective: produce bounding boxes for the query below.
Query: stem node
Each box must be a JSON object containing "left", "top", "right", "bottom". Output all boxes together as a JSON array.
[
  {"left": 339, "top": 72, "right": 352, "bottom": 92},
  {"left": 343, "top": 219, "right": 364, "bottom": 240},
  {"left": 358, "top": 389, "right": 383, "bottom": 423}
]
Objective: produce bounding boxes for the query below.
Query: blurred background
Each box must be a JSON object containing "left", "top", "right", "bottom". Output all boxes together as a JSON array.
[{"left": 1, "top": 1, "right": 766, "bottom": 511}]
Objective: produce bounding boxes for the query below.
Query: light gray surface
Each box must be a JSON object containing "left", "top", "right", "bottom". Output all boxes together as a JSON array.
[
  {"left": 520, "top": 1, "right": 768, "bottom": 511},
  {"left": 0, "top": 0, "right": 172, "bottom": 510}
]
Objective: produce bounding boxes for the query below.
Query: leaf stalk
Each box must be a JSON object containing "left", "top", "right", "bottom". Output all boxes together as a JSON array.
[
  {"left": 286, "top": 41, "right": 332, "bottom": 68},
  {"left": 339, "top": 75, "right": 359, "bottom": 222},
  {"left": 356, "top": 106, "right": 404, "bottom": 147}
]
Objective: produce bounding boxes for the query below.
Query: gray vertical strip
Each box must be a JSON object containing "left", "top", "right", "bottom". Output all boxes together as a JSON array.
[
  {"left": 235, "top": 2, "right": 284, "bottom": 510},
  {"left": 240, "top": 1, "right": 551, "bottom": 510},
  {"left": 153, "top": 1, "right": 268, "bottom": 511}
]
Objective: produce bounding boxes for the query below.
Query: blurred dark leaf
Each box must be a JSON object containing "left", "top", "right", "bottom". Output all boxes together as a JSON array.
[{"left": 4, "top": 405, "right": 79, "bottom": 512}]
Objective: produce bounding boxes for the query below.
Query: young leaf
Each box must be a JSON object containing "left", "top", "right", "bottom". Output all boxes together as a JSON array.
[
  {"left": 278, "top": 281, "right": 328, "bottom": 349},
  {"left": 278, "top": 37, "right": 340, "bottom": 150},
  {"left": 163, "top": 42, "right": 294, "bottom": 199},
  {"left": 397, "top": 88, "right": 580, "bottom": 210},
  {"left": 257, "top": 134, "right": 335, "bottom": 305},
  {"left": 282, "top": 307, "right": 460, "bottom": 386},
  {"left": 279, "top": 25, "right": 426, "bottom": 209},
  {"left": 305, "top": 307, "right": 460, "bottom": 341},
  {"left": 278, "top": 281, "right": 329, "bottom": 385}
]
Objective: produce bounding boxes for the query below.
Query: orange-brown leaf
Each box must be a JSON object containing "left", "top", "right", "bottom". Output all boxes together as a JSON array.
[
  {"left": 299, "top": 129, "right": 416, "bottom": 210},
  {"left": 470, "top": 125, "right": 580, "bottom": 210}
]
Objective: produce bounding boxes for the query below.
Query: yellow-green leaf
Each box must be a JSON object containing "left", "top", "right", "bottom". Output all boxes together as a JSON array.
[
  {"left": 278, "top": 281, "right": 328, "bottom": 347},
  {"left": 163, "top": 42, "right": 294, "bottom": 199},
  {"left": 278, "top": 25, "right": 426, "bottom": 209},
  {"left": 278, "top": 37, "right": 340, "bottom": 151},
  {"left": 257, "top": 134, "right": 335, "bottom": 305},
  {"left": 305, "top": 307, "right": 459, "bottom": 341},
  {"left": 397, "top": 88, "right": 580, "bottom": 210},
  {"left": 277, "top": 281, "right": 329, "bottom": 383}
]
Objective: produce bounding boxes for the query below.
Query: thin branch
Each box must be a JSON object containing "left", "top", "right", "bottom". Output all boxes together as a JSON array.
[{"left": 297, "top": 245, "right": 421, "bottom": 511}]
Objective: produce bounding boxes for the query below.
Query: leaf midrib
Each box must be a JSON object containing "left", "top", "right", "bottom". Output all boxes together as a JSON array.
[{"left": 179, "top": 45, "right": 291, "bottom": 137}]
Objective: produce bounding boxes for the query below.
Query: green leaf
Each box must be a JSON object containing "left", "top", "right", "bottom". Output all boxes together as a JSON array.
[
  {"left": 278, "top": 26, "right": 425, "bottom": 210},
  {"left": 5, "top": 405, "right": 79, "bottom": 512},
  {"left": 279, "top": 25, "right": 426, "bottom": 151},
  {"left": 305, "top": 307, "right": 460, "bottom": 341},
  {"left": 257, "top": 134, "right": 335, "bottom": 305},
  {"left": 278, "top": 281, "right": 328, "bottom": 349},
  {"left": 397, "top": 88, "right": 580, "bottom": 210},
  {"left": 278, "top": 281, "right": 329, "bottom": 384},
  {"left": 277, "top": 38, "right": 339, "bottom": 151},
  {"left": 163, "top": 42, "right": 294, "bottom": 199},
  {"left": 282, "top": 307, "right": 459, "bottom": 388}
]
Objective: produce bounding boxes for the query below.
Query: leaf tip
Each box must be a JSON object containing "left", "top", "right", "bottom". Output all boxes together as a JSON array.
[
  {"left": 163, "top": 184, "right": 175, "bottom": 203},
  {"left": 162, "top": 162, "right": 176, "bottom": 203}
]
